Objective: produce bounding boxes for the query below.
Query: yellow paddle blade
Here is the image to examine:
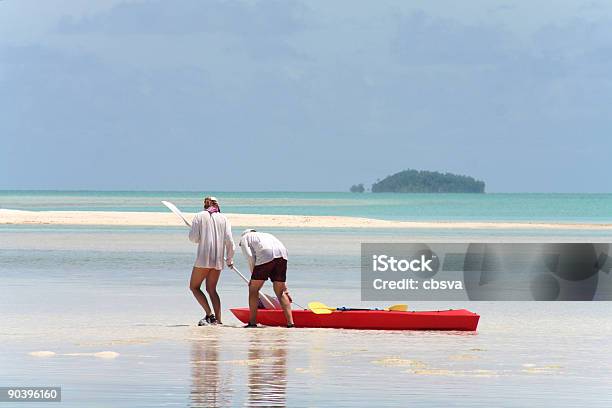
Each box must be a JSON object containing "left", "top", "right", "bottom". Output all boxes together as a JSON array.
[
  {"left": 310, "top": 307, "right": 333, "bottom": 315},
  {"left": 308, "top": 301, "right": 331, "bottom": 310},
  {"left": 308, "top": 301, "right": 333, "bottom": 314},
  {"left": 387, "top": 304, "right": 408, "bottom": 312}
]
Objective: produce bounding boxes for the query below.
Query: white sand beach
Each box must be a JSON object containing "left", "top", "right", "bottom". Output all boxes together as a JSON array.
[{"left": 1, "top": 209, "right": 611, "bottom": 230}]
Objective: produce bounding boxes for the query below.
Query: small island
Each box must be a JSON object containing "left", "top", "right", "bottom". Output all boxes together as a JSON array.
[
  {"left": 354, "top": 169, "right": 485, "bottom": 193},
  {"left": 350, "top": 183, "right": 365, "bottom": 193}
]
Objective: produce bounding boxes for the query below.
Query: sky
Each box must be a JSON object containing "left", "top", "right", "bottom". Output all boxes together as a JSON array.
[{"left": 1, "top": 0, "right": 611, "bottom": 192}]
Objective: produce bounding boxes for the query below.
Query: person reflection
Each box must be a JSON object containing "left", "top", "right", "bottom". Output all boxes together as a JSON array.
[
  {"left": 190, "top": 337, "right": 231, "bottom": 408},
  {"left": 247, "top": 330, "right": 288, "bottom": 407}
]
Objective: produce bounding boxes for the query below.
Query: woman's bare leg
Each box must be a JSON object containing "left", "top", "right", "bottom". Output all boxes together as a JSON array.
[
  {"left": 205, "top": 269, "right": 222, "bottom": 323},
  {"left": 190, "top": 267, "right": 212, "bottom": 316}
]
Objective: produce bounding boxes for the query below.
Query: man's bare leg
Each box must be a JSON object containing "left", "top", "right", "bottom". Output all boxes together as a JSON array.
[
  {"left": 273, "top": 281, "right": 294, "bottom": 326},
  {"left": 248, "top": 279, "right": 265, "bottom": 325},
  {"left": 205, "top": 269, "right": 222, "bottom": 323},
  {"left": 189, "top": 267, "right": 212, "bottom": 316}
]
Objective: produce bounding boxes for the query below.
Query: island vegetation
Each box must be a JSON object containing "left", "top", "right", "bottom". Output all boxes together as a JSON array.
[
  {"left": 350, "top": 183, "right": 365, "bottom": 193},
  {"left": 361, "top": 169, "right": 485, "bottom": 193}
]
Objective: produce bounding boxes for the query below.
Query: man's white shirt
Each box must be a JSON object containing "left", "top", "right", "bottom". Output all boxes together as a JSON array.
[{"left": 239, "top": 232, "right": 288, "bottom": 272}]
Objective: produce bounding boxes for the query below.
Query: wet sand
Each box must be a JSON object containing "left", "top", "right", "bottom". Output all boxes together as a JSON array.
[{"left": 2, "top": 209, "right": 612, "bottom": 230}]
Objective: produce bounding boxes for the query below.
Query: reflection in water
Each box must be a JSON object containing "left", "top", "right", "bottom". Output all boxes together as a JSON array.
[
  {"left": 189, "top": 330, "right": 288, "bottom": 408},
  {"left": 190, "top": 335, "right": 232, "bottom": 408},
  {"left": 247, "top": 330, "right": 288, "bottom": 407}
]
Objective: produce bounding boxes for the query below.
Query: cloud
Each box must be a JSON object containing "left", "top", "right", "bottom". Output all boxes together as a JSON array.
[
  {"left": 392, "top": 11, "right": 514, "bottom": 66},
  {"left": 54, "top": 0, "right": 312, "bottom": 62},
  {"left": 0, "top": 42, "right": 326, "bottom": 190},
  {"left": 57, "top": 0, "right": 309, "bottom": 37},
  {"left": 389, "top": 11, "right": 612, "bottom": 122}
]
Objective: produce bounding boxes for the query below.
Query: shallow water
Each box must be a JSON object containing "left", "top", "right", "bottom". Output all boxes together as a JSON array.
[
  {"left": 4, "top": 320, "right": 611, "bottom": 408},
  {"left": 1, "top": 226, "right": 611, "bottom": 407},
  {"left": 2, "top": 190, "right": 612, "bottom": 222}
]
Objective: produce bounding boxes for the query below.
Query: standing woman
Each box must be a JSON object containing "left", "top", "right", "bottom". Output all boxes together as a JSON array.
[{"left": 188, "top": 196, "right": 235, "bottom": 325}]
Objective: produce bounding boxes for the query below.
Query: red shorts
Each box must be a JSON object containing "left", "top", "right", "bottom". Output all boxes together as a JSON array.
[{"left": 251, "top": 258, "right": 287, "bottom": 282}]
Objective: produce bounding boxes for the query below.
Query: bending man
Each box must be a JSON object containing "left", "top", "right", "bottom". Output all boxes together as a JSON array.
[{"left": 236, "top": 229, "right": 294, "bottom": 328}]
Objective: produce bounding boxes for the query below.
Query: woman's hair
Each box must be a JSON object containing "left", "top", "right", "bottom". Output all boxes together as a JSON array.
[{"left": 203, "top": 196, "right": 219, "bottom": 209}]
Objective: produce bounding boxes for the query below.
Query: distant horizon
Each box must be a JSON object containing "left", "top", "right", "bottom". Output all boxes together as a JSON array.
[{"left": 1, "top": 189, "right": 611, "bottom": 195}]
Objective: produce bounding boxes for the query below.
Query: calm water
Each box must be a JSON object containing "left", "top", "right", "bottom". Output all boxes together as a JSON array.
[
  {"left": 1, "top": 225, "right": 611, "bottom": 407},
  {"left": 2, "top": 190, "right": 612, "bottom": 222}
]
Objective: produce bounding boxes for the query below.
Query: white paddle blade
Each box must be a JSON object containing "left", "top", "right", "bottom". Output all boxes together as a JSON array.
[{"left": 161, "top": 200, "right": 191, "bottom": 227}]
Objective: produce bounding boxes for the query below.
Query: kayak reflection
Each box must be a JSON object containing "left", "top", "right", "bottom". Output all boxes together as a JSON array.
[{"left": 247, "top": 330, "right": 288, "bottom": 407}]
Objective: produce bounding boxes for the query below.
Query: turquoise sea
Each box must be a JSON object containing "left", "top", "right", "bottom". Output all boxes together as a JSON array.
[
  {"left": 2, "top": 190, "right": 612, "bottom": 222},
  {"left": 1, "top": 191, "right": 611, "bottom": 407}
]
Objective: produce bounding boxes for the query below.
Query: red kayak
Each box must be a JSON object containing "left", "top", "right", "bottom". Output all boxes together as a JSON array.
[{"left": 230, "top": 308, "right": 480, "bottom": 331}]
